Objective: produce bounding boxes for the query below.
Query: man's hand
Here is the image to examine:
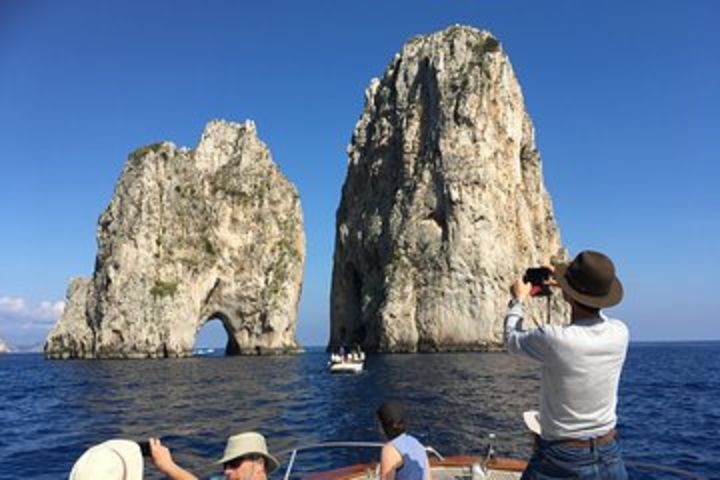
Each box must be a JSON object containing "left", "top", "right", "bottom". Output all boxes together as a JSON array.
[
  {"left": 511, "top": 279, "right": 532, "bottom": 301},
  {"left": 150, "top": 438, "right": 176, "bottom": 474},
  {"left": 149, "top": 438, "right": 199, "bottom": 480},
  {"left": 543, "top": 264, "right": 559, "bottom": 287}
]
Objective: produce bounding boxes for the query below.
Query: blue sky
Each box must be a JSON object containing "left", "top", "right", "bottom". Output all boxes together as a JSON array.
[{"left": 0, "top": 1, "right": 718, "bottom": 348}]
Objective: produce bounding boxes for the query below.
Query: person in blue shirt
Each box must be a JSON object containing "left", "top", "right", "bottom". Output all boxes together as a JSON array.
[{"left": 377, "top": 401, "right": 431, "bottom": 480}]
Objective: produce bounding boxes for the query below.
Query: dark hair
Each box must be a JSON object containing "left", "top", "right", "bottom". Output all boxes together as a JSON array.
[
  {"left": 575, "top": 301, "right": 601, "bottom": 314},
  {"left": 563, "top": 290, "right": 601, "bottom": 314},
  {"left": 376, "top": 401, "right": 407, "bottom": 440}
]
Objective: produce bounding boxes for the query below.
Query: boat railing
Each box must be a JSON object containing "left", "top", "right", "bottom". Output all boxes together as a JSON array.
[
  {"left": 208, "top": 441, "right": 707, "bottom": 480},
  {"left": 276, "top": 441, "right": 444, "bottom": 480}
]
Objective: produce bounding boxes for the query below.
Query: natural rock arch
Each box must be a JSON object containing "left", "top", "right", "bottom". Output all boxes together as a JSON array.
[
  {"left": 193, "top": 313, "right": 239, "bottom": 355},
  {"left": 46, "top": 120, "right": 305, "bottom": 359}
]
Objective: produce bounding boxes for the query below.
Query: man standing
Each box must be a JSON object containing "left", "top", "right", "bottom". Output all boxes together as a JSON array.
[{"left": 505, "top": 250, "right": 629, "bottom": 479}]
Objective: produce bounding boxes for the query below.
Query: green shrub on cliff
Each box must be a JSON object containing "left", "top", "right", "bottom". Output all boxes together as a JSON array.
[
  {"left": 131, "top": 143, "right": 163, "bottom": 158},
  {"left": 150, "top": 280, "right": 178, "bottom": 298}
]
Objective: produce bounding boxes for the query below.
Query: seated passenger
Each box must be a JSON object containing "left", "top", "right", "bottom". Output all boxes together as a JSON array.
[
  {"left": 215, "top": 431, "right": 279, "bottom": 480},
  {"left": 70, "top": 439, "right": 144, "bottom": 480},
  {"left": 377, "top": 401, "right": 431, "bottom": 480},
  {"left": 69, "top": 438, "right": 197, "bottom": 480}
]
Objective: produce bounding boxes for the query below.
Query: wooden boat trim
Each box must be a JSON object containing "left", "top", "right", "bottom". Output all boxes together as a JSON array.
[
  {"left": 431, "top": 455, "right": 527, "bottom": 471},
  {"left": 304, "top": 463, "right": 374, "bottom": 480}
]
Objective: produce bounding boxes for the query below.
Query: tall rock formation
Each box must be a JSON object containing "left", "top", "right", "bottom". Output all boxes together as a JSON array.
[
  {"left": 46, "top": 120, "right": 305, "bottom": 358},
  {"left": 0, "top": 337, "right": 9, "bottom": 353},
  {"left": 330, "top": 26, "right": 568, "bottom": 352}
]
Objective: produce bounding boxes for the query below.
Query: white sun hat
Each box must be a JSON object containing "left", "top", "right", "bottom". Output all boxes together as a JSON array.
[
  {"left": 523, "top": 410, "right": 542, "bottom": 436},
  {"left": 215, "top": 432, "right": 279, "bottom": 472},
  {"left": 69, "top": 439, "right": 143, "bottom": 480}
]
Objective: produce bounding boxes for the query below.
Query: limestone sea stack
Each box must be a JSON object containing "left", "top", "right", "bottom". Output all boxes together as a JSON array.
[
  {"left": 330, "top": 26, "right": 568, "bottom": 353},
  {"left": 0, "top": 337, "right": 9, "bottom": 353},
  {"left": 46, "top": 120, "right": 305, "bottom": 358}
]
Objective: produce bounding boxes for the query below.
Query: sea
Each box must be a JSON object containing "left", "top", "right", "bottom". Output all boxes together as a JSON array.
[{"left": 0, "top": 342, "right": 717, "bottom": 480}]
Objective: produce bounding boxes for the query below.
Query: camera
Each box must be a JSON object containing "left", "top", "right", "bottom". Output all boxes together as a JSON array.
[{"left": 523, "top": 267, "right": 552, "bottom": 297}]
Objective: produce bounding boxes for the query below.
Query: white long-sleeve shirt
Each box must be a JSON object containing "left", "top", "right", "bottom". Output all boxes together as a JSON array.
[{"left": 504, "top": 302, "right": 629, "bottom": 440}]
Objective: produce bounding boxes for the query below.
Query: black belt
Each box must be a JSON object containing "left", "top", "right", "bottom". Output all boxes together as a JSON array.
[{"left": 537, "top": 429, "right": 617, "bottom": 448}]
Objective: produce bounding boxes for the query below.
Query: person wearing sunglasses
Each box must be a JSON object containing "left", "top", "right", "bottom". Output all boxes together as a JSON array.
[
  {"left": 214, "top": 432, "right": 279, "bottom": 480},
  {"left": 149, "top": 432, "right": 278, "bottom": 480}
]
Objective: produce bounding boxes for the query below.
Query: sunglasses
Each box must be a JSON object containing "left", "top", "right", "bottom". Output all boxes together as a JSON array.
[{"left": 224, "top": 455, "right": 260, "bottom": 470}]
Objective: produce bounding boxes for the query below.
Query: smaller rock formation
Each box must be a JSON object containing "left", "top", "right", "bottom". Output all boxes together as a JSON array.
[
  {"left": 46, "top": 120, "right": 305, "bottom": 359},
  {"left": 0, "top": 337, "right": 9, "bottom": 353}
]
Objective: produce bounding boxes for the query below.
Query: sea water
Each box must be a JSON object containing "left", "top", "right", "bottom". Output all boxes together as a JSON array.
[{"left": 0, "top": 342, "right": 717, "bottom": 479}]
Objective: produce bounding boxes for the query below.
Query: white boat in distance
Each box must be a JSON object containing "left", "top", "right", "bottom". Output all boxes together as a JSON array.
[{"left": 329, "top": 351, "right": 365, "bottom": 374}]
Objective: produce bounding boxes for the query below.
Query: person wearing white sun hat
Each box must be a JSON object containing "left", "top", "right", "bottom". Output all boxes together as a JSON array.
[
  {"left": 69, "top": 439, "right": 143, "bottom": 480},
  {"left": 69, "top": 438, "right": 198, "bottom": 480}
]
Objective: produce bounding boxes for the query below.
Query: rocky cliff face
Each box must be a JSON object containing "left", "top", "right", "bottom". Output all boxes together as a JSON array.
[
  {"left": 330, "top": 26, "right": 568, "bottom": 352},
  {"left": 46, "top": 120, "right": 305, "bottom": 358}
]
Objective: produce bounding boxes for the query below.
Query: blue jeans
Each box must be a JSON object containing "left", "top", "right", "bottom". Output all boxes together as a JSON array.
[{"left": 521, "top": 437, "right": 628, "bottom": 479}]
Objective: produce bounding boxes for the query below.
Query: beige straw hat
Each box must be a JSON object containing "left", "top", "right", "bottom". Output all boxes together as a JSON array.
[
  {"left": 215, "top": 432, "right": 279, "bottom": 472},
  {"left": 69, "top": 439, "right": 143, "bottom": 480}
]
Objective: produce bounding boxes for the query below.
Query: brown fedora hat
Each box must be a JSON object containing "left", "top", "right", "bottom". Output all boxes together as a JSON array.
[{"left": 553, "top": 250, "right": 623, "bottom": 308}]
